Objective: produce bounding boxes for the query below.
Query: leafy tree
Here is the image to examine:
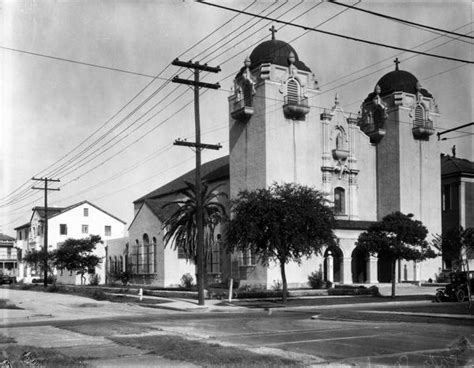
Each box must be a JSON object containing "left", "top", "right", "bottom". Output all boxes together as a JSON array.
[
  {"left": 23, "top": 249, "right": 55, "bottom": 284},
  {"left": 162, "top": 181, "right": 228, "bottom": 304},
  {"left": 53, "top": 235, "right": 103, "bottom": 285},
  {"left": 227, "top": 183, "right": 336, "bottom": 304},
  {"left": 433, "top": 227, "right": 474, "bottom": 270},
  {"left": 356, "top": 212, "right": 436, "bottom": 298}
]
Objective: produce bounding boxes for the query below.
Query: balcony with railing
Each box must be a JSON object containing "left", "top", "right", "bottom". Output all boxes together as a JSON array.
[
  {"left": 412, "top": 119, "right": 435, "bottom": 140},
  {"left": 231, "top": 98, "right": 254, "bottom": 122},
  {"left": 283, "top": 95, "right": 310, "bottom": 121}
]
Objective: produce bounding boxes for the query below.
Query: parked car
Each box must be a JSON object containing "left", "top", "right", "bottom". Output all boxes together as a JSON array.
[
  {"left": 0, "top": 274, "right": 17, "bottom": 285},
  {"left": 435, "top": 270, "right": 474, "bottom": 302}
]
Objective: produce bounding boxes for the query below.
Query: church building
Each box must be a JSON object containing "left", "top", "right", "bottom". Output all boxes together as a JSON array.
[{"left": 114, "top": 32, "right": 442, "bottom": 288}]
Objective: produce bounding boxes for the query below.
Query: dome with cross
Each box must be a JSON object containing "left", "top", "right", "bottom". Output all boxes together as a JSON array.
[
  {"left": 364, "top": 58, "right": 432, "bottom": 102},
  {"left": 238, "top": 25, "right": 311, "bottom": 75}
]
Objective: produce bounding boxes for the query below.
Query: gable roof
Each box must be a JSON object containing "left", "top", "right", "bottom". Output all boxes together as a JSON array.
[
  {"left": 31, "top": 200, "right": 126, "bottom": 224},
  {"left": 14, "top": 223, "right": 31, "bottom": 231},
  {"left": 441, "top": 154, "right": 474, "bottom": 178},
  {"left": 134, "top": 155, "right": 229, "bottom": 204},
  {"left": 128, "top": 198, "right": 180, "bottom": 230}
]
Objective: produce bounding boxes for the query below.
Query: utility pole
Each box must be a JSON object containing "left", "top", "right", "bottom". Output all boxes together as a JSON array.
[
  {"left": 171, "top": 58, "right": 221, "bottom": 306},
  {"left": 32, "top": 177, "right": 60, "bottom": 287}
]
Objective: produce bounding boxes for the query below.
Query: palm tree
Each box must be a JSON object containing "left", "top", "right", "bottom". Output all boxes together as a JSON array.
[{"left": 162, "top": 180, "right": 227, "bottom": 301}]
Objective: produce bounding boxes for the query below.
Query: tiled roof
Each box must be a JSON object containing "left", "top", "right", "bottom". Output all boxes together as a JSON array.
[
  {"left": 441, "top": 154, "right": 474, "bottom": 177},
  {"left": 0, "top": 233, "right": 15, "bottom": 242},
  {"left": 134, "top": 155, "right": 229, "bottom": 204}
]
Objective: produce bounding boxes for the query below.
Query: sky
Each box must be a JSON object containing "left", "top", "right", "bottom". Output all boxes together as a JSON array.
[{"left": 0, "top": 0, "right": 472, "bottom": 236}]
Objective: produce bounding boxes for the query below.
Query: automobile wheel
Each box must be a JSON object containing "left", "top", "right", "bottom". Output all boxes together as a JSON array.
[
  {"left": 456, "top": 290, "right": 466, "bottom": 302},
  {"left": 435, "top": 291, "right": 444, "bottom": 302}
]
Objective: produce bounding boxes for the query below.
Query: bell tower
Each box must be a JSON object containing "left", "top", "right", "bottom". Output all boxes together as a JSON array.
[
  {"left": 228, "top": 31, "right": 320, "bottom": 199},
  {"left": 359, "top": 59, "right": 441, "bottom": 233}
]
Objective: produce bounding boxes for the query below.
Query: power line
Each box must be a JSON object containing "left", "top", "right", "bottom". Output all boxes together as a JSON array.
[
  {"left": 198, "top": 1, "right": 473, "bottom": 64},
  {"left": 328, "top": 0, "right": 474, "bottom": 41},
  {"left": 0, "top": 46, "right": 160, "bottom": 78},
  {"left": 0, "top": 1, "right": 261, "bottom": 206}
]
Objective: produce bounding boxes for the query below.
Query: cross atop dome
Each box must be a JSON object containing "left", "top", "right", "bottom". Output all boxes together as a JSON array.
[
  {"left": 394, "top": 57, "right": 400, "bottom": 71},
  {"left": 269, "top": 24, "right": 278, "bottom": 40}
]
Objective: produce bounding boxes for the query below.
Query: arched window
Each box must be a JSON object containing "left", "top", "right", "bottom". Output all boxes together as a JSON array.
[
  {"left": 119, "top": 256, "right": 123, "bottom": 273},
  {"left": 335, "top": 131, "right": 343, "bottom": 150},
  {"left": 373, "top": 107, "right": 385, "bottom": 129},
  {"left": 143, "top": 234, "right": 150, "bottom": 274},
  {"left": 414, "top": 104, "right": 425, "bottom": 126},
  {"left": 152, "top": 237, "right": 157, "bottom": 274},
  {"left": 243, "top": 82, "right": 252, "bottom": 107},
  {"left": 334, "top": 187, "right": 345, "bottom": 215},
  {"left": 135, "top": 239, "right": 140, "bottom": 274},
  {"left": 287, "top": 78, "right": 300, "bottom": 104}
]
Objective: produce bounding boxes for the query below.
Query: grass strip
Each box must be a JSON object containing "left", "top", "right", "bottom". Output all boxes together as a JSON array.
[
  {"left": 1, "top": 345, "right": 86, "bottom": 368},
  {"left": 111, "top": 334, "right": 302, "bottom": 367}
]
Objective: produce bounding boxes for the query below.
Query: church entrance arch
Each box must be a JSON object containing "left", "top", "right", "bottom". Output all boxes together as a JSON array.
[
  {"left": 377, "top": 249, "right": 393, "bottom": 283},
  {"left": 351, "top": 247, "right": 368, "bottom": 283},
  {"left": 323, "top": 246, "right": 343, "bottom": 283}
]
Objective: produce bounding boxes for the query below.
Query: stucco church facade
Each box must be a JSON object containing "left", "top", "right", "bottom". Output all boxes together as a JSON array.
[{"left": 111, "top": 34, "right": 442, "bottom": 288}]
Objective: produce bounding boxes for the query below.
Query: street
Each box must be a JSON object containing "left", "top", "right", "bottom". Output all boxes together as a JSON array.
[{"left": 1, "top": 288, "right": 473, "bottom": 367}]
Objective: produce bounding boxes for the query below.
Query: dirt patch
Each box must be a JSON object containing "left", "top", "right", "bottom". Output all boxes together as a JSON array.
[{"left": 0, "top": 299, "right": 23, "bottom": 310}]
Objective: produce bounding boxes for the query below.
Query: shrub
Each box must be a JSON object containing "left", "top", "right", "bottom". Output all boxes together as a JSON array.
[
  {"left": 308, "top": 271, "right": 325, "bottom": 289},
  {"left": 180, "top": 273, "right": 195, "bottom": 289},
  {"left": 47, "top": 275, "right": 56, "bottom": 285},
  {"left": 46, "top": 284, "right": 59, "bottom": 293},
  {"left": 89, "top": 274, "right": 100, "bottom": 286},
  {"left": 90, "top": 289, "right": 107, "bottom": 300},
  {"left": 272, "top": 280, "right": 282, "bottom": 291},
  {"left": 119, "top": 271, "right": 132, "bottom": 285}
]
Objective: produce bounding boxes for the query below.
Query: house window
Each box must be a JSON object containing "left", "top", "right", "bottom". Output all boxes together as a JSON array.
[
  {"left": 287, "top": 78, "right": 300, "bottom": 104},
  {"left": 334, "top": 187, "right": 345, "bottom": 215},
  {"left": 82, "top": 225, "right": 89, "bottom": 234},
  {"left": 105, "top": 226, "right": 111, "bottom": 236},
  {"left": 7, "top": 248, "right": 11, "bottom": 258},
  {"left": 19, "top": 231, "right": 22, "bottom": 240},
  {"left": 60, "top": 224, "right": 67, "bottom": 235},
  {"left": 84, "top": 208, "right": 89, "bottom": 217}
]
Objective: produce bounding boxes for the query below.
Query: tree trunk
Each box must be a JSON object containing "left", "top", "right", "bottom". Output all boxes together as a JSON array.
[
  {"left": 280, "top": 261, "right": 288, "bottom": 304},
  {"left": 391, "top": 259, "right": 396, "bottom": 299}
]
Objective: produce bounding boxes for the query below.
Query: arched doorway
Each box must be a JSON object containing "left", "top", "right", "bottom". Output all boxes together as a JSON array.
[
  {"left": 323, "top": 246, "right": 343, "bottom": 283},
  {"left": 352, "top": 247, "right": 368, "bottom": 283},
  {"left": 377, "top": 249, "right": 393, "bottom": 283}
]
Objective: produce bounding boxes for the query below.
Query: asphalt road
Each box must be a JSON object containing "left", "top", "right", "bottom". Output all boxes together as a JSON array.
[{"left": 1, "top": 289, "right": 473, "bottom": 367}]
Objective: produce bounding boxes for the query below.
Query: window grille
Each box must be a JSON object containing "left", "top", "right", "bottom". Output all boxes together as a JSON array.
[
  {"left": 414, "top": 105, "right": 424, "bottom": 126},
  {"left": 287, "top": 79, "right": 299, "bottom": 104}
]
